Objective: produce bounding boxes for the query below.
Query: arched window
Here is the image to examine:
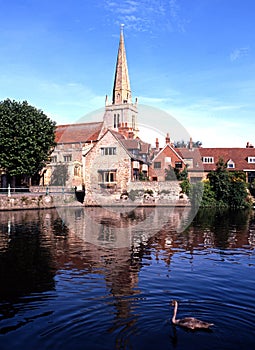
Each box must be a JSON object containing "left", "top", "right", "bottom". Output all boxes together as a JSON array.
[{"left": 74, "top": 165, "right": 81, "bottom": 177}]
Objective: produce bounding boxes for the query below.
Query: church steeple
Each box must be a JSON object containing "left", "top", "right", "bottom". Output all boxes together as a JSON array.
[
  {"left": 103, "top": 24, "right": 138, "bottom": 138},
  {"left": 112, "top": 24, "right": 132, "bottom": 105}
]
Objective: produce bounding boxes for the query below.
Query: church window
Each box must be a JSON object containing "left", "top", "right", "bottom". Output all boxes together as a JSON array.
[
  {"left": 51, "top": 155, "right": 57, "bottom": 163},
  {"left": 132, "top": 115, "right": 136, "bottom": 129},
  {"left": 114, "top": 114, "right": 116, "bottom": 128},
  {"left": 74, "top": 165, "right": 81, "bottom": 176},
  {"left": 64, "top": 155, "right": 72, "bottom": 162},
  {"left": 117, "top": 114, "right": 120, "bottom": 127}
]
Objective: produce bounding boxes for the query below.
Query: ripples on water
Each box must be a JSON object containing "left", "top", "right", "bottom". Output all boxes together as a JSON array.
[{"left": 0, "top": 207, "right": 254, "bottom": 349}]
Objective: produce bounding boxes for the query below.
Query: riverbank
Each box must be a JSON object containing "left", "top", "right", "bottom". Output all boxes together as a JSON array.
[
  {"left": 0, "top": 193, "right": 190, "bottom": 211},
  {"left": 0, "top": 193, "right": 83, "bottom": 211}
]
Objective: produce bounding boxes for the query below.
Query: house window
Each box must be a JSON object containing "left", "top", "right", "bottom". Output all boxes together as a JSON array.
[
  {"left": 101, "top": 147, "right": 117, "bottom": 156},
  {"left": 248, "top": 157, "right": 255, "bottom": 163},
  {"left": 64, "top": 155, "right": 72, "bottom": 162},
  {"left": 165, "top": 157, "right": 171, "bottom": 163},
  {"left": 227, "top": 159, "right": 235, "bottom": 169},
  {"left": 98, "top": 170, "right": 117, "bottom": 183},
  {"left": 202, "top": 157, "right": 214, "bottom": 163},
  {"left": 51, "top": 155, "right": 57, "bottom": 163},
  {"left": 154, "top": 161, "right": 161, "bottom": 169},
  {"left": 175, "top": 161, "right": 182, "bottom": 169}
]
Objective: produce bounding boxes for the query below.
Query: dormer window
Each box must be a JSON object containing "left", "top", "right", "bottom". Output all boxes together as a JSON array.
[
  {"left": 202, "top": 157, "right": 214, "bottom": 164},
  {"left": 248, "top": 157, "right": 255, "bottom": 163},
  {"left": 227, "top": 159, "right": 235, "bottom": 169}
]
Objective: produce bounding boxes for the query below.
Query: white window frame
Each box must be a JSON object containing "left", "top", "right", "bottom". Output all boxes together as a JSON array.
[{"left": 202, "top": 157, "right": 214, "bottom": 164}]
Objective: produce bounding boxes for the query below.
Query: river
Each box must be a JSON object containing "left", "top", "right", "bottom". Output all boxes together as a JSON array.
[{"left": 0, "top": 206, "right": 254, "bottom": 349}]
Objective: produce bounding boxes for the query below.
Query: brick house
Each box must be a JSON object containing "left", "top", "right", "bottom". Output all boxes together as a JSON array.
[
  {"left": 150, "top": 136, "right": 186, "bottom": 181},
  {"left": 176, "top": 143, "right": 255, "bottom": 183}
]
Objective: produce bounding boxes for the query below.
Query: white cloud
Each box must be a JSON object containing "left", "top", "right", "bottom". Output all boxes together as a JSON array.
[
  {"left": 230, "top": 47, "right": 249, "bottom": 62},
  {"left": 104, "top": 0, "right": 187, "bottom": 33}
]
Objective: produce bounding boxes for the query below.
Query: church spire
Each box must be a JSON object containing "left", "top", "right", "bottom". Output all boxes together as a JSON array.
[{"left": 112, "top": 24, "right": 132, "bottom": 105}]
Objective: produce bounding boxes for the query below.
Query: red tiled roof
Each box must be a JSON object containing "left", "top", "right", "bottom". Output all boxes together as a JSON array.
[
  {"left": 55, "top": 122, "right": 103, "bottom": 143},
  {"left": 176, "top": 147, "right": 255, "bottom": 172}
]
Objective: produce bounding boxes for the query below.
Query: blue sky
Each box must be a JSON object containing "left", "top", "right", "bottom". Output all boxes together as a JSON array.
[{"left": 0, "top": 0, "right": 254, "bottom": 147}]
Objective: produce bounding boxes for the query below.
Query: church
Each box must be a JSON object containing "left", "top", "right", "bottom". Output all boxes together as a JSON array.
[{"left": 43, "top": 25, "right": 255, "bottom": 202}]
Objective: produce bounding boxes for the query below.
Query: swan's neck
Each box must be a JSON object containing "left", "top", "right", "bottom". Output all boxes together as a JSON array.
[{"left": 172, "top": 302, "right": 178, "bottom": 324}]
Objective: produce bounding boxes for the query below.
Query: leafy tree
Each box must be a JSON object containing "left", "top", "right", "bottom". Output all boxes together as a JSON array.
[
  {"left": 207, "top": 159, "right": 250, "bottom": 208},
  {"left": 165, "top": 165, "right": 176, "bottom": 181},
  {"left": 0, "top": 99, "right": 56, "bottom": 183},
  {"left": 207, "top": 158, "right": 230, "bottom": 203},
  {"left": 50, "top": 163, "right": 69, "bottom": 186},
  {"left": 165, "top": 165, "right": 188, "bottom": 181}
]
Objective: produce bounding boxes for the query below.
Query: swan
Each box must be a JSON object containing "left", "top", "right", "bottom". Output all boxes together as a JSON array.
[{"left": 171, "top": 300, "right": 214, "bottom": 330}]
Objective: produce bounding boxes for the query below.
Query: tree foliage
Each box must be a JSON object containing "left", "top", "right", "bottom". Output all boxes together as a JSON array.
[
  {"left": 165, "top": 165, "right": 188, "bottom": 181},
  {"left": 181, "top": 158, "right": 252, "bottom": 209},
  {"left": 50, "top": 163, "right": 69, "bottom": 186},
  {"left": 0, "top": 99, "right": 56, "bottom": 177}
]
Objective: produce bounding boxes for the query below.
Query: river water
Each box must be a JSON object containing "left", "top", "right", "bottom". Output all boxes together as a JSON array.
[{"left": 0, "top": 206, "right": 254, "bottom": 349}]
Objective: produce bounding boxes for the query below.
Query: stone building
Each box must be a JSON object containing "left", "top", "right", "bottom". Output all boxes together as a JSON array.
[
  {"left": 43, "top": 25, "right": 151, "bottom": 192},
  {"left": 41, "top": 24, "right": 255, "bottom": 200}
]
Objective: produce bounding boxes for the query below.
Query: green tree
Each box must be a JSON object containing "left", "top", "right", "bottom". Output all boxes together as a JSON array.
[
  {"left": 165, "top": 165, "right": 188, "bottom": 181},
  {"left": 207, "top": 159, "right": 250, "bottom": 208},
  {"left": 50, "top": 163, "right": 69, "bottom": 186},
  {"left": 0, "top": 99, "right": 56, "bottom": 183},
  {"left": 207, "top": 158, "right": 230, "bottom": 203}
]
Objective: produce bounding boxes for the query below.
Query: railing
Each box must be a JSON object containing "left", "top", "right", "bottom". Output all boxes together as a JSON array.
[{"left": 0, "top": 185, "right": 76, "bottom": 197}]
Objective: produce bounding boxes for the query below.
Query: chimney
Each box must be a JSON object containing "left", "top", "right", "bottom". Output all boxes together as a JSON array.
[
  {"left": 246, "top": 141, "right": 254, "bottom": 148},
  {"left": 165, "top": 133, "right": 170, "bottom": 144},
  {"left": 189, "top": 137, "right": 193, "bottom": 149},
  {"left": 155, "top": 138, "right": 159, "bottom": 149}
]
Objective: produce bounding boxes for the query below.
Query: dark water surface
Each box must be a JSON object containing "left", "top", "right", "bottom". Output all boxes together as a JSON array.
[{"left": 0, "top": 207, "right": 254, "bottom": 349}]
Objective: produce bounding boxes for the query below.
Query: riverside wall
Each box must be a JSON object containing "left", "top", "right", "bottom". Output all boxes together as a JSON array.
[{"left": 0, "top": 193, "right": 81, "bottom": 211}]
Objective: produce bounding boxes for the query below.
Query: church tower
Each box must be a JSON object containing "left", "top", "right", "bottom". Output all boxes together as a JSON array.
[{"left": 103, "top": 25, "right": 138, "bottom": 139}]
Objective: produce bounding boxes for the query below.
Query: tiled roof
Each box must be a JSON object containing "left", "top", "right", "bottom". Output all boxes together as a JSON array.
[
  {"left": 176, "top": 147, "right": 255, "bottom": 172},
  {"left": 55, "top": 122, "right": 104, "bottom": 143}
]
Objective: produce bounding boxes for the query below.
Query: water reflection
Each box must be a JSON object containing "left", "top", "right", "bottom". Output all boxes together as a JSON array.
[
  {"left": 0, "top": 208, "right": 254, "bottom": 349},
  {"left": 0, "top": 208, "right": 255, "bottom": 299}
]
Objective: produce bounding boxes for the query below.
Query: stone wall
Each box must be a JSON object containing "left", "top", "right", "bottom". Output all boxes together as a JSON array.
[{"left": 0, "top": 194, "right": 79, "bottom": 211}]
